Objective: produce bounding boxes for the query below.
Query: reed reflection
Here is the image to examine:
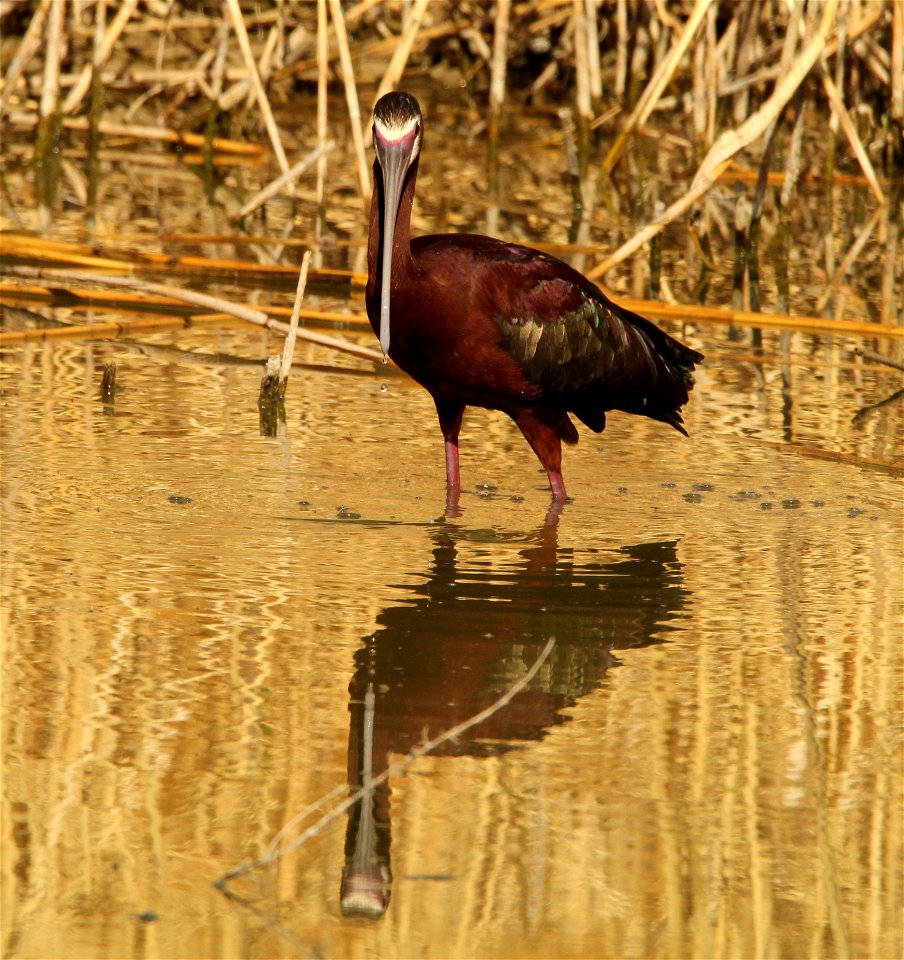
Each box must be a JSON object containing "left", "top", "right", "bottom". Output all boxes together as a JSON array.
[{"left": 340, "top": 521, "right": 690, "bottom": 918}]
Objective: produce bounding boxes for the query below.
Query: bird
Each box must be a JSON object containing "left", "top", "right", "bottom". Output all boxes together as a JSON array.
[{"left": 366, "top": 91, "right": 703, "bottom": 502}]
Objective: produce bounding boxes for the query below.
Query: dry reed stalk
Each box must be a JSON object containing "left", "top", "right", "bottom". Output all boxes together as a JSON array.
[
  {"left": 584, "top": 0, "right": 602, "bottom": 104},
  {"left": 489, "top": 0, "right": 511, "bottom": 134},
  {"left": 588, "top": 0, "right": 839, "bottom": 281},
  {"left": 279, "top": 250, "right": 313, "bottom": 383},
  {"left": 572, "top": 0, "right": 591, "bottom": 121},
  {"left": 61, "top": 0, "right": 140, "bottom": 115},
  {"left": 8, "top": 274, "right": 893, "bottom": 345},
  {"left": 0, "top": 232, "right": 360, "bottom": 285},
  {"left": 0, "top": 237, "right": 128, "bottom": 271},
  {"left": 86, "top": 1, "right": 107, "bottom": 221},
  {"left": 892, "top": 0, "right": 904, "bottom": 120},
  {"left": 275, "top": 18, "right": 467, "bottom": 82},
  {"left": 315, "top": 0, "right": 329, "bottom": 250},
  {"left": 0, "top": 0, "right": 52, "bottom": 116},
  {"left": 228, "top": 141, "right": 335, "bottom": 223},
  {"left": 5, "top": 111, "right": 265, "bottom": 155},
  {"left": 39, "top": 3, "right": 66, "bottom": 118},
  {"left": 226, "top": 0, "right": 295, "bottom": 195},
  {"left": 215, "top": 636, "right": 557, "bottom": 886},
  {"left": 818, "top": 61, "right": 886, "bottom": 206},
  {"left": 602, "top": 0, "right": 713, "bottom": 174},
  {"left": 614, "top": 0, "right": 628, "bottom": 101},
  {"left": 0, "top": 281, "right": 371, "bottom": 328},
  {"left": 374, "top": 0, "right": 431, "bottom": 103},
  {"left": 616, "top": 296, "right": 904, "bottom": 341},
  {"left": 328, "top": 0, "right": 371, "bottom": 210},
  {"left": 0, "top": 313, "right": 234, "bottom": 344},
  {"left": 0, "top": 265, "right": 384, "bottom": 361}
]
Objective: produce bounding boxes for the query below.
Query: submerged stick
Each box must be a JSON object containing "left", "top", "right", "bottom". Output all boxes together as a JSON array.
[{"left": 214, "top": 636, "right": 557, "bottom": 887}]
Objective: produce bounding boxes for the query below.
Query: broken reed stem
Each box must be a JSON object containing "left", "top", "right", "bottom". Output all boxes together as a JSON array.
[
  {"left": 0, "top": 265, "right": 384, "bottom": 361},
  {"left": 229, "top": 141, "right": 335, "bottom": 222},
  {"left": 225, "top": 0, "right": 295, "bottom": 193},
  {"left": 279, "top": 250, "right": 312, "bottom": 382},
  {"left": 374, "top": 0, "right": 431, "bottom": 103},
  {"left": 214, "top": 636, "right": 557, "bottom": 887},
  {"left": 588, "top": 0, "right": 839, "bottom": 280},
  {"left": 328, "top": 0, "right": 371, "bottom": 211}
]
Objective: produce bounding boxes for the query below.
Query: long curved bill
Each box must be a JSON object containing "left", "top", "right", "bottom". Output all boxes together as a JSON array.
[{"left": 374, "top": 137, "right": 413, "bottom": 356}]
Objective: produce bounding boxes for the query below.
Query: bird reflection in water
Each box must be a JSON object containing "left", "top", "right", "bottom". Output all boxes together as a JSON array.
[{"left": 340, "top": 519, "right": 690, "bottom": 918}]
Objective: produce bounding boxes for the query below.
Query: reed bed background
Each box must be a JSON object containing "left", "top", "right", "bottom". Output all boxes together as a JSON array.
[{"left": 0, "top": 0, "right": 901, "bottom": 349}]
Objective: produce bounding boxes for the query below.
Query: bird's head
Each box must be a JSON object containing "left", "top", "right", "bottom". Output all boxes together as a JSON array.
[{"left": 372, "top": 91, "right": 422, "bottom": 356}]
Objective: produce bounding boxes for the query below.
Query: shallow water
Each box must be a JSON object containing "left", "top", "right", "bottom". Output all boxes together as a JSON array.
[{"left": 2, "top": 92, "right": 903, "bottom": 959}]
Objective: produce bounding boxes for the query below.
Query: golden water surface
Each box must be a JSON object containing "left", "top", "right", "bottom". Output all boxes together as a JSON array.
[{"left": 2, "top": 93, "right": 903, "bottom": 960}]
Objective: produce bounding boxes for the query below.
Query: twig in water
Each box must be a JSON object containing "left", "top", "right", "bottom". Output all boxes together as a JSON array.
[
  {"left": 213, "top": 636, "right": 557, "bottom": 889},
  {"left": 852, "top": 348, "right": 904, "bottom": 373}
]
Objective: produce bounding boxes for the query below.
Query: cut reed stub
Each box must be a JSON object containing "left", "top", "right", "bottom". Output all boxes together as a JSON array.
[{"left": 100, "top": 361, "right": 116, "bottom": 401}]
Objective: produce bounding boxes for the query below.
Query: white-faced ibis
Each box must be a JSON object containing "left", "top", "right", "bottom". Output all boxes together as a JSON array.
[{"left": 366, "top": 91, "right": 703, "bottom": 502}]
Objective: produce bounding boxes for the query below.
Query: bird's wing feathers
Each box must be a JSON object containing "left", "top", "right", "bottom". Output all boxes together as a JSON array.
[{"left": 480, "top": 247, "right": 661, "bottom": 395}]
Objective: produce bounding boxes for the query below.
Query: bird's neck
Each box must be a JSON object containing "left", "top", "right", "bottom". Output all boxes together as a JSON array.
[{"left": 367, "top": 157, "right": 418, "bottom": 288}]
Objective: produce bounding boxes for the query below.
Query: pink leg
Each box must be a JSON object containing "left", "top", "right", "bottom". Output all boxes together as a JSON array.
[
  {"left": 444, "top": 438, "right": 460, "bottom": 490},
  {"left": 547, "top": 469, "right": 568, "bottom": 502},
  {"left": 435, "top": 400, "right": 465, "bottom": 492},
  {"left": 510, "top": 409, "right": 571, "bottom": 502}
]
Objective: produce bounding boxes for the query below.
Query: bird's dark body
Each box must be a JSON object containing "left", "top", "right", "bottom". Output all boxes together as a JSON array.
[{"left": 367, "top": 91, "right": 703, "bottom": 501}]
